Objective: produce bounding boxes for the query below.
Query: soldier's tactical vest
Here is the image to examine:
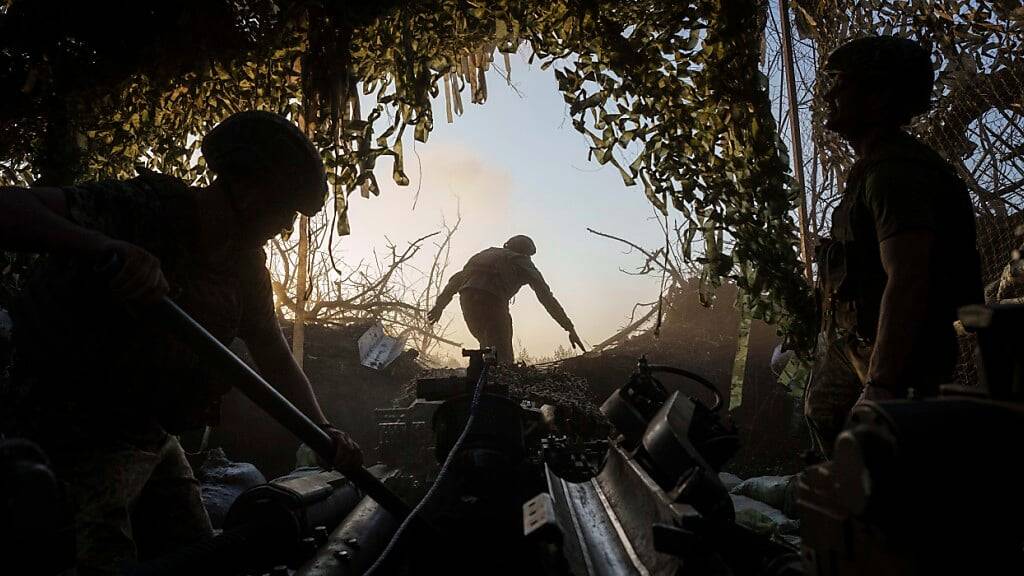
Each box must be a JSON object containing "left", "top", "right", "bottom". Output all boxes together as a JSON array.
[{"left": 819, "top": 139, "right": 980, "bottom": 344}]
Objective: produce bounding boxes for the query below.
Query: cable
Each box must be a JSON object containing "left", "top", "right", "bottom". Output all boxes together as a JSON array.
[{"left": 363, "top": 362, "right": 490, "bottom": 575}]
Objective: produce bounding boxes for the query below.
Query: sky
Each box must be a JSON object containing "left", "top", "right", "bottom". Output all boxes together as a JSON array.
[{"left": 333, "top": 52, "right": 667, "bottom": 361}]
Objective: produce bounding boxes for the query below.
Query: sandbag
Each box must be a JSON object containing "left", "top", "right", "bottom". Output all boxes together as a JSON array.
[
  {"left": 197, "top": 447, "right": 266, "bottom": 528},
  {"left": 719, "top": 472, "right": 743, "bottom": 492},
  {"left": 730, "top": 494, "right": 799, "bottom": 537},
  {"left": 731, "top": 474, "right": 800, "bottom": 519}
]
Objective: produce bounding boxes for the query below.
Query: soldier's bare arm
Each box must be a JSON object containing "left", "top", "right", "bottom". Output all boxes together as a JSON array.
[
  {"left": 239, "top": 262, "right": 363, "bottom": 471},
  {"left": 242, "top": 326, "right": 330, "bottom": 426},
  {"left": 867, "top": 229, "right": 933, "bottom": 398},
  {"left": 243, "top": 323, "right": 363, "bottom": 470},
  {"left": 0, "top": 185, "right": 168, "bottom": 302}
]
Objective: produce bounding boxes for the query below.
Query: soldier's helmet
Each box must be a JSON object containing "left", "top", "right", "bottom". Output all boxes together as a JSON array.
[
  {"left": 503, "top": 235, "right": 537, "bottom": 256},
  {"left": 201, "top": 111, "right": 327, "bottom": 217},
  {"left": 824, "top": 35, "right": 934, "bottom": 123}
]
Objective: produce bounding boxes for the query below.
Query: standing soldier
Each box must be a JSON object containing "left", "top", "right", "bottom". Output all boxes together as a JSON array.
[
  {"left": 427, "top": 235, "right": 584, "bottom": 363},
  {"left": 804, "top": 36, "right": 984, "bottom": 456},
  {"left": 0, "top": 111, "right": 362, "bottom": 574}
]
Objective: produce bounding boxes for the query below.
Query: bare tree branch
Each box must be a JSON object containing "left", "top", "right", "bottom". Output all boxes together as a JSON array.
[{"left": 268, "top": 205, "right": 463, "bottom": 364}]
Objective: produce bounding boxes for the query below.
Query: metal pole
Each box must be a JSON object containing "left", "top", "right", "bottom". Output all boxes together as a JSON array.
[
  {"left": 778, "top": 0, "right": 814, "bottom": 284},
  {"left": 293, "top": 214, "right": 309, "bottom": 367},
  {"left": 153, "top": 297, "right": 413, "bottom": 521}
]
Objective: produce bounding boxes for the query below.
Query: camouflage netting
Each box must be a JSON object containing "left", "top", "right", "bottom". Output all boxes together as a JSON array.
[
  {"left": 400, "top": 362, "right": 603, "bottom": 421},
  {"left": 0, "top": 0, "right": 817, "bottom": 352},
  {"left": 489, "top": 363, "right": 604, "bottom": 420}
]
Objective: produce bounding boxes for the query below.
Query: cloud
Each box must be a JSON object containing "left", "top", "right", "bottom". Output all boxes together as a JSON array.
[
  {"left": 398, "top": 141, "right": 511, "bottom": 214},
  {"left": 347, "top": 141, "right": 516, "bottom": 262}
]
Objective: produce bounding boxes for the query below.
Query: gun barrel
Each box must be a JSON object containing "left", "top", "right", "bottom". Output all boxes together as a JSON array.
[{"left": 294, "top": 496, "right": 399, "bottom": 576}]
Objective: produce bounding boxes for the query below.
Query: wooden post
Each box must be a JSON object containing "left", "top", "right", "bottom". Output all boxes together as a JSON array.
[
  {"left": 778, "top": 0, "right": 814, "bottom": 284},
  {"left": 292, "top": 214, "right": 309, "bottom": 368}
]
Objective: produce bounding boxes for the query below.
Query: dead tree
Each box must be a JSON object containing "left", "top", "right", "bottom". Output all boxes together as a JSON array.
[
  {"left": 585, "top": 223, "right": 708, "bottom": 353},
  {"left": 268, "top": 207, "right": 463, "bottom": 365}
]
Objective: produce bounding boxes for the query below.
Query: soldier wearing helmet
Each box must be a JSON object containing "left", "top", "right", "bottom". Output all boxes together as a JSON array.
[
  {"left": 428, "top": 235, "right": 584, "bottom": 363},
  {"left": 804, "top": 36, "right": 983, "bottom": 456},
  {"left": 0, "top": 111, "right": 362, "bottom": 573}
]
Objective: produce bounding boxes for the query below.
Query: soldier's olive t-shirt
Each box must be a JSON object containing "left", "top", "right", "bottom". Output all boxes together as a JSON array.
[
  {"left": 829, "top": 130, "right": 982, "bottom": 388},
  {"left": 13, "top": 169, "right": 278, "bottom": 443}
]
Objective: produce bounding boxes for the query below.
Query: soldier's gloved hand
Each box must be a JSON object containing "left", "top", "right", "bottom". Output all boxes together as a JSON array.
[
  {"left": 320, "top": 424, "right": 364, "bottom": 473},
  {"left": 97, "top": 239, "right": 169, "bottom": 304},
  {"left": 426, "top": 305, "right": 443, "bottom": 324},
  {"left": 568, "top": 328, "right": 586, "bottom": 352}
]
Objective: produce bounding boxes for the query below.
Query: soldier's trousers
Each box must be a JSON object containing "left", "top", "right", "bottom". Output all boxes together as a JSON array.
[
  {"left": 803, "top": 335, "right": 866, "bottom": 458},
  {"left": 54, "top": 433, "right": 213, "bottom": 575},
  {"left": 459, "top": 289, "right": 514, "bottom": 363}
]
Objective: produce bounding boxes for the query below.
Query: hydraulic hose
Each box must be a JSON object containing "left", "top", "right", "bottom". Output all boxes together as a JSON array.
[{"left": 363, "top": 362, "right": 490, "bottom": 575}]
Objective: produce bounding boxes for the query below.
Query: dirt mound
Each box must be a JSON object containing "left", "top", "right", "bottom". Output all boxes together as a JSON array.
[
  {"left": 491, "top": 364, "right": 600, "bottom": 414},
  {"left": 558, "top": 282, "right": 807, "bottom": 478},
  {"left": 399, "top": 363, "right": 603, "bottom": 419},
  {"left": 561, "top": 283, "right": 742, "bottom": 406},
  {"left": 393, "top": 362, "right": 608, "bottom": 441}
]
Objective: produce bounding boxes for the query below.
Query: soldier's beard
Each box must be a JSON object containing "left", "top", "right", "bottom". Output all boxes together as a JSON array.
[
  {"left": 825, "top": 108, "right": 868, "bottom": 145},
  {"left": 824, "top": 105, "right": 849, "bottom": 135}
]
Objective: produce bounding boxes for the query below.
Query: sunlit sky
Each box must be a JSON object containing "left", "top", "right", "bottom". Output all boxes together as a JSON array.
[{"left": 336, "top": 52, "right": 666, "bottom": 361}]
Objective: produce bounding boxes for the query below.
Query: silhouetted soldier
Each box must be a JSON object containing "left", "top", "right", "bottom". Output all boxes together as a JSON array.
[
  {"left": 0, "top": 111, "right": 362, "bottom": 574},
  {"left": 805, "top": 36, "right": 983, "bottom": 455},
  {"left": 428, "top": 235, "right": 584, "bottom": 363}
]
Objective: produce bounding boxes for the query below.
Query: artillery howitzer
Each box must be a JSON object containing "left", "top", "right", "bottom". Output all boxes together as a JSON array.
[
  {"left": 333, "top": 350, "right": 800, "bottom": 575},
  {"left": 150, "top": 307, "right": 1024, "bottom": 575},
  {"left": 12, "top": 302, "right": 1023, "bottom": 575},
  {"left": 0, "top": 254, "right": 805, "bottom": 574},
  {"left": 130, "top": 467, "right": 397, "bottom": 576},
  {"left": 126, "top": 349, "right": 800, "bottom": 575}
]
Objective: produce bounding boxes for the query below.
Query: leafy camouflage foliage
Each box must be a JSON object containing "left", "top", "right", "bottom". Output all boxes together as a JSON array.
[
  {"left": 794, "top": 0, "right": 1024, "bottom": 213},
  {"left": 0, "top": 0, "right": 815, "bottom": 349}
]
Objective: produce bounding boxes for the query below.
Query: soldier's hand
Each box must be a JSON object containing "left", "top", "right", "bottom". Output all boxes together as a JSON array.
[
  {"left": 98, "top": 240, "right": 169, "bottom": 304},
  {"left": 426, "top": 306, "right": 443, "bottom": 324},
  {"left": 568, "top": 328, "right": 586, "bottom": 352},
  {"left": 323, "top": 424, "right": 363, "bottom": 473}
]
